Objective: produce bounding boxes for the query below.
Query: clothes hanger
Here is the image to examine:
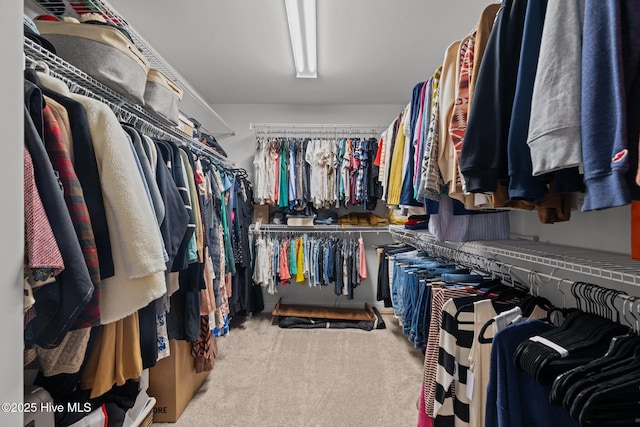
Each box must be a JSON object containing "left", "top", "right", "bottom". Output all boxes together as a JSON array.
[
  {"left": 476, "top": 298, "right": 523, "bottom": 344},
  {"left": 469, "top": 264, "right": 526, "bottom": 337},
  {"left": 552, "top": 335, "right": 640, "bottom": 409},
  {"left": 513, "top": 283, "right": 626, "bottom": 385},
  {"left": 482, "top": 264, "right": 527, "bottom": 301},
  {"left": 576, "top": 375, "right": 640, "bottom": 426},
  {"left": 25, "top": 56, "right": 51, "bottom": 75},
  {"left": 517, "top": 271, "right": 554, "bottom": 318},
  {"left": 550, "top": 298, "right": 640, "bottom": 405},
  {"left": 566, "top": 343, "right": 640, "bottom": 423}
]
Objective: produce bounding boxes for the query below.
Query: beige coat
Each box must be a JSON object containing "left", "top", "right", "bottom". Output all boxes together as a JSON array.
[{"left": 38, "top": 73, "right": 167, "bottom": 325}]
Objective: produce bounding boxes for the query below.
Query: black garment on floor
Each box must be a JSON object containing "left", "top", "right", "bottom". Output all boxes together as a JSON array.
[{"left": 278, "top": 307, "right": 386, "bottom": 330}]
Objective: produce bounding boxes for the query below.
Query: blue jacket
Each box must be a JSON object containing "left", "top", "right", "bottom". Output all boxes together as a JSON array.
[
  {"left": 400, "top": 82, "right": 426, "bottom": 206},
  {"left": 486, "top": 320, "right": 581, "bottom": 427},
  {"left": 581, "top": 0, "right": 640, "bottom": 210},
  {"left": 507, "top": 0, "right": 548, "bottom": 202}
]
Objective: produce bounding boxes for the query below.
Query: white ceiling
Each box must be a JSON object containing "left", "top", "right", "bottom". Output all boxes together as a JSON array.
[{"left": 105, "top": 0, "right": 490, "bottom": 105}]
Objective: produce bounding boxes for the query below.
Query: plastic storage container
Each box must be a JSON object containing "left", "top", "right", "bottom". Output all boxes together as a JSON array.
[
  {"left": 144, "top": 69, "right": 183, "bottom": 125},
  {"left": 35, "top": 19, "right": 151, "bottom": 104}
]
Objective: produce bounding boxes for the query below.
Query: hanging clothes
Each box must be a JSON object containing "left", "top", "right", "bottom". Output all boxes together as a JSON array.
[
  {"left": 387, "top": 106, "right": 410, "bottom": 206},
  {"left": 21, "top": 66, "right": 261, "bottom": 409},
  {"left": 253, "top": 136, "right": 384, "bottom": 210},
  {"left": 252, "top": 233, "right": 366, "bottom": 300},
  {"left": 418, "top": 66, "right": 444, "bottom": 202},
  {"left": 437, "top": 39, "right": 462, "bottom": 200}
]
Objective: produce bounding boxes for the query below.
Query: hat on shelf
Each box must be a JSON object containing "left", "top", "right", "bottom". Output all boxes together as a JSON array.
[
  {"left": 201, "top": 133, "right": 228, "bottom": 158},
  {"left": 315, "top": 209, "right": 338, "bottom": 225},
  {"left": 271, "top": 211, "right": 285, "bottom": 225},
  {"left": 24, "top": 15, "right": 57, "bottom": 54}
]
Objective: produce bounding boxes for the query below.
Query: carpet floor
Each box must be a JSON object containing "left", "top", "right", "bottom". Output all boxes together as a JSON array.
[{"left": 154, "top": 314, "right": 424, "bottom": 427}]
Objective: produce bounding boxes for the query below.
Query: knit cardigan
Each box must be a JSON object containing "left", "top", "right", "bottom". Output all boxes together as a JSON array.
[{"left": 38, "top": 73, "right": 167, "bottom": 324}]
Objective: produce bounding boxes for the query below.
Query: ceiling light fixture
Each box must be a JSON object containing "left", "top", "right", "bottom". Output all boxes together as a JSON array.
[{"left": 284, "top": 0, "right": 317, "bottom": 78}]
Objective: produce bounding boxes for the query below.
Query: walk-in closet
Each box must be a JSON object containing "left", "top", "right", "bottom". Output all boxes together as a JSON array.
[{"left": 5, "top": 0, "right": 640, "bottom": 426}]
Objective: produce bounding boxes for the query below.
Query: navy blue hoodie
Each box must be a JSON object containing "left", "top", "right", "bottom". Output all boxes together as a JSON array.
[
  {"left": 581, "top": 0, "right": 640, "bottom": 210},
  {"left": 460, "top": 0, "right": 529, "bottom": 193}
]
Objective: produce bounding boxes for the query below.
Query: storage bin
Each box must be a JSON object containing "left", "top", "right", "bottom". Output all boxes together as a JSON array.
[
  {"left": 35, "top": 20, "right": 151, "bottom": 104},
  {"left": 148, "top": 340, "right": 209, "bottom": 423},
  {"left": 177, "top": 114, "right": 196, "bottom": 137},
  {"left": 144, "top": 69, "right": 183, "bottom": 124}
]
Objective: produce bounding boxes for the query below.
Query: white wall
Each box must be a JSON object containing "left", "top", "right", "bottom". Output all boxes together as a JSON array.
[
  {"left": 213, "top": 103, "right": 403, "bottom": 311},
  {"left": 1, "top": 1, "right": 25, "bottom": 425},
  {"left": 509, "top": 206, "right": 630, "bottom": 255}
]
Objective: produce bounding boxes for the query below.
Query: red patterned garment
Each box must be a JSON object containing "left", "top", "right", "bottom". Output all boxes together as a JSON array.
[
  {"left": 42, "top": 105, "right": 101, "bottom": 328},
  {"left": 24, "top": 145, "right": 64, "bottom": 282},
  {"left": 449, "top": 31, "right": 477, "bottom": 192},
  {"left": 192, "top": 314, "right": 217, "bottom": 373}
]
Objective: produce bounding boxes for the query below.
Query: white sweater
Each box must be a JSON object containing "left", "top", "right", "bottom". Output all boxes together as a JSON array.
[{"left": 38, "top": 73, "right": 167, "bottom": 324}]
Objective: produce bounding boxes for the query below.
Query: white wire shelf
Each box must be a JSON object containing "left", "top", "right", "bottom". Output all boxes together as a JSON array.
[
  {"left": 27, "top": 0, "right": 235, "bottom": 138},
  {"left": 389, "top": 225, "right": 640, "bottom": 287},
  {"left": 249, "top": 123, "right": 388, "bottom": 137},
  {"left": 250, "top": 224, "right": 391, "bottom": 234},
  {"left": 24, "top": 37, "right": 233, "bottom": 167}
]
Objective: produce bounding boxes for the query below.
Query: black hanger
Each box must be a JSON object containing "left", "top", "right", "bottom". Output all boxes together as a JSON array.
[
  {"left": 575, "top": 369, "right": 640, "bottom": 425},
  {"left": 557, "top": 297, "right": 638, "bottom": 413},
  {"left": 563, "top": 340, "right": 640, "bottom": 413},
  {"left": 513, "top": 283, "right": 630, "bottom": 386},
  {"left": 567, "top": 347, "right": 640, "bottom": 423},
  {"left": 550, "top": 334, "right": 640, "bottom": 406}
]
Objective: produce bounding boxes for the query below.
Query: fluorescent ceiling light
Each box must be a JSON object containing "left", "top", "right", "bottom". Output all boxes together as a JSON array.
[{"left": 284, "top": 0, "right": 317, "bottom": 78}]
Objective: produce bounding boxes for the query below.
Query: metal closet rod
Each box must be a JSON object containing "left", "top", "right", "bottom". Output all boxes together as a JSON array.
[
  {"left": 249, "top": 123, "right": 388, "bottom": 135},
  {"left": 249, "top": 224, "right": 389, "bottom": 234},
  {"left": 390, "top": 225, "right": 640, "bottom": 287},
  {"left": 407, "top": 238, "right": 636, "bottom": 306}
]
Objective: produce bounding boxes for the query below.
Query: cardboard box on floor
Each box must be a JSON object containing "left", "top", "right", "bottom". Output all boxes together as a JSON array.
[{"left": 148, "top": 339, "right": 209, "bottom": 423}]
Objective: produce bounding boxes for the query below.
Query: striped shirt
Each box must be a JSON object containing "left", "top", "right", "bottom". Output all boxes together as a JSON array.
[
  {"left": 424, "top": 287, "right": 471, "bottom": 418},
  {"left": 434, "top": 296, "right": 481, "bottom": 427}
]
